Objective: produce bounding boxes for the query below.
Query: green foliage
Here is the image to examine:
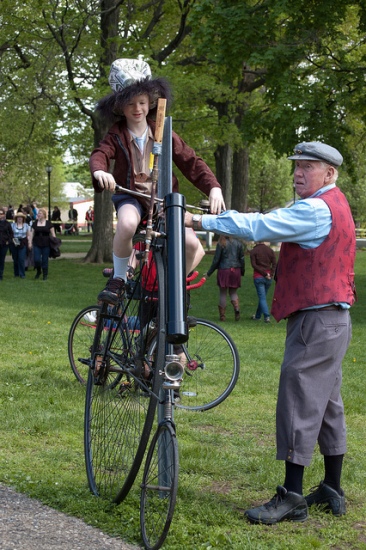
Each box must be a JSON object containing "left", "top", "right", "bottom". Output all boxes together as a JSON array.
[
  {"left": 2, "top": 0, "right": 366, "bottom": 217},
  {"left": 1, "top": 248, "right": 366, "bottom": 548},
  {"left": 248, "top": 138, "right": 294, "bottom": 212}
]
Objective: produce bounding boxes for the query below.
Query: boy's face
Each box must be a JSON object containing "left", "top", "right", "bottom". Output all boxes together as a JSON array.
[{"left": 123, "top": 93, "right": 150, "bottom": 126}]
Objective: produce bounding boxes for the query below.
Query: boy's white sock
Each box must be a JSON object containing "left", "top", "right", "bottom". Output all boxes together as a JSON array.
[{"left": 113, "top": 254, "right": 130, "bottom": 282}]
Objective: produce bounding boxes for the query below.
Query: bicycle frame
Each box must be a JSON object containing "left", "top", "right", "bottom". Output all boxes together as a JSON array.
[
  {"left": 165, "top": 192, "right": 188, "bottom": 345},
  {"left": 83, "top": 108, "right": 239, "bottom": 548}
]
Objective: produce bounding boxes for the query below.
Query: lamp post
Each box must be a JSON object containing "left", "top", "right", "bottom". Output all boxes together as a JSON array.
[{"left": 45, "top": 165, "right": 53, "bottom": 221}]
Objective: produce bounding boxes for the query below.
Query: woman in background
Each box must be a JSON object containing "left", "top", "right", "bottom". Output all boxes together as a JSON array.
[
  {"left": 205, "top": 236, "right": 245, "bottom": 321},
  {"left": 30, "top": 208, "right": 56, "bottom": 280},
  {"left": 10, "top": 212, "right": 32, "bottom": 279},
  {"left": 0, "top": 208, "right": 13, "bottom": 280},
  {"left": 249, "top": 241, "right": 277, "bottom": 323}
]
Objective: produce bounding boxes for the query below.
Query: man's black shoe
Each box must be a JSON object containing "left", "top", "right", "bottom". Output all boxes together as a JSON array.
[
  {"left": 305, "top": 481, "right": 346, "bottom": 516},
  {"left": 98, "top": 277, "right": 125, "bottom": 305},
  {"left": 245, "top": 485, "right": 308, "bottom": 525}
]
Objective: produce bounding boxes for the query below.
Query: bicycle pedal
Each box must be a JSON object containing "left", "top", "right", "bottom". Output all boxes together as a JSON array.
[
  {"left": 102, "top": 267, "right": 113, "bottom": 278},
  {"left": 93, "top": 356, "right": 107, "bottom": 385},
  {"left": 78, "top": 357, "right": 92, "bottom": 366},
  {"left": 118, "top": 381, "right": 132, "bottom": 395}
]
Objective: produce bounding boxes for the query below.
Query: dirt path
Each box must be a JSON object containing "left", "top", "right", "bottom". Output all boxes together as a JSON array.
[{"left": 0, "top": 484, "right": 141, "bottom": 550}]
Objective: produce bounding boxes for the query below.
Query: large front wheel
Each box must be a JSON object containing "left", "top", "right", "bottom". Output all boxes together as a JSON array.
[
  {"left": 84, "top": 297, "right": 159, "bottom": 502},
  {"left": 84, "top": 247, "right": 165, "bottom": 503},
  {"left": 140, "top": 422, "right": 179, "bottom": 550}
]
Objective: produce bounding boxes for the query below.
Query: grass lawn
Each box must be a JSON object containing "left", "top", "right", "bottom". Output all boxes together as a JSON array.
[
  {"left": 59, "top": 233, "right": 94, "bottom": 254},
  {"left": 1, "top": 243, "right": 366, "bottom": 549}
]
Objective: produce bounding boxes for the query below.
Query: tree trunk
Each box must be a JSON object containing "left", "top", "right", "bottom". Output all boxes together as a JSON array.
[
  {"left": 84, "top": 0, "right": 121, "bottom": 263},
  {"left": 84, "top": 191, "right": 114, "bottom": 263},
  {"left": 214, "top": 143, "right": 233, "bottom": 209},
  {"left": 232, "top": 148, "right": 249, "bottom": 213},
  {"left": 212, "top": 101, "right": 233, "bottom": 209}
]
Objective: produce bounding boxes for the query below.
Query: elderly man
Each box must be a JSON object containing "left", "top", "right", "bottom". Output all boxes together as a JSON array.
[{"left": 186, "top": 142, "right": 356, "bottom": 524}]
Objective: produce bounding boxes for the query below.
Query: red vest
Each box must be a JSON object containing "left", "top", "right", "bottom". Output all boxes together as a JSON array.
[{"left": 271, "top": 187, "right": 356, "bottom": 321}]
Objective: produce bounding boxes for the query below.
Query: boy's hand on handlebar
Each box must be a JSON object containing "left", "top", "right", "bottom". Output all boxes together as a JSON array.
[
  {"left": 209, "top": 188, "right": 226, "bottom": 215},
  {"left": 93, "top": 170, "right": 116, "bottom": 191}
]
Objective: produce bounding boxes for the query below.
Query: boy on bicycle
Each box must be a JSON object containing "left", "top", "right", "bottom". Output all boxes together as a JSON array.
[{"left": 90, "top": 58, "right": 225, "bottom": 305}]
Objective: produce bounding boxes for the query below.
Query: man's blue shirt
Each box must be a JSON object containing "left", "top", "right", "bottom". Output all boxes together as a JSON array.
[{"left": 202, "top": 184, "right": 335, "bottom": 250}]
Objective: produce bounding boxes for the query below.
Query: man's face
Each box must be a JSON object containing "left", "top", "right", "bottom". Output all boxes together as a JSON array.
[
  {"left": 122, "top": 94, "right": 150, "bottom": 125},
  {"left": 293, "top": 160, "right": 334, "bottom": 199}
]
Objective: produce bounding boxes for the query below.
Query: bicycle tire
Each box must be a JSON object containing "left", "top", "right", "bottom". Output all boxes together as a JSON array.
[
  {"left": 140, "top": 422, "right": 179, "bottom": 550},
  {"left": 176, "top": 318, "right": 240, "bottom": 411},
  {"left": 68, "top": 305, "right": 100, "bottom": 385},
  {"left": 84, "top": 246, "right": 165, "bottom": 502}
]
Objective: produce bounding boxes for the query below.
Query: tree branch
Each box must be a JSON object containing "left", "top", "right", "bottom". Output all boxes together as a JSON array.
[{"left": 151, "top": 0, "right": 195, "bottom": 64}]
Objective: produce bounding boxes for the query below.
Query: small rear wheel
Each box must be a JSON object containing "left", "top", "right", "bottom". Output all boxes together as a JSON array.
[
  {"left": 148, "top": 318, "right": 240, "bottom": 412},
  {"left": 68, "top": 305, "right": 100, "bottom": 385},
  {"left": 176, "top": 318, "right": 240, "bottom": 411},
  {"left": 140, "top": 422, "right": 179, "bottom": 550}
]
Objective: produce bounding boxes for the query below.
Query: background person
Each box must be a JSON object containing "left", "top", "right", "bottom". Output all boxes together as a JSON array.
[
  {"left": 249, "top": 241, "right": 277, "bottom": 323},
  {"left": 30, "top": 208, "right": 56, "bottom": 280},
  {"left": 185, "top": 141, "right": 356, "bottom": 524},
  {"left": 5, "top": 205, "right": 14, "bottom": 221},
  {"left": 85, "top": 206, "right": 94, "bottom": 232},
  {"left": 0, "top": 208, "right": 13, "bottom": 280},
  {"left": 24, "top": 206, "right": 33, "bottom": 225},
  {"left": 205, "top": 236, "right": 245, "bottom": 321},
  {"left": 9, "top": 212, "right": 32, "bottom": 279},
  {"left": 90, "top": 57, "right": 225, "bottom": 305},
  {"left": 51, "top": 206, "right": 62, "bottom": 234},
  {"left": 31, "top": 202, "right": 38, "bottom": 221},
  {"left": 68, "top": 203, "right": 79, "bottom": 235}
]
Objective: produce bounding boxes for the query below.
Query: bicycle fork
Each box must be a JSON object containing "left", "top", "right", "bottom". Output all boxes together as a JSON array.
[
  {"left": 161, "top": 353, "right": 184, "bottom": 418},
  {"left": 156, "top": 354, "right": 184, "bottom": 490}
]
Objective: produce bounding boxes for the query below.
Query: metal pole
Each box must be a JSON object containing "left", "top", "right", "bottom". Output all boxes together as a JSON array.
[
  {"left": 165, "top": 192, "right": 187, "bottom": 344},
  {"left": 45, "top": 165, "right": 52, "bottom": 221},
  {"left": 48, "top": 172, "right": 51, "bottom": 221},
  {"left": 158, "top": 117, "right": 172, "bottom": 198}
]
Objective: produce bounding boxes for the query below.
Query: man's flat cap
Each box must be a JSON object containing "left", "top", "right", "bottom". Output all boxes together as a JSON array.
[{"left": 288, "top": 142, "right": 343, "bottom": 167}]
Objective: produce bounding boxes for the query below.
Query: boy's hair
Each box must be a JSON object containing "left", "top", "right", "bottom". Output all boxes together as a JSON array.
[
  {"left": 97, "top": 77, "right": 172, "bottom": 124},
  {"left": 96, "top": 58, "right": 172, "bottom": 126}
]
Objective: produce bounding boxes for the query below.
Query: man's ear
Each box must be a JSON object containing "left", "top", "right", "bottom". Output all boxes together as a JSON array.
[{"left": 325, "top": 165, "right": 335, "bottom": 182}]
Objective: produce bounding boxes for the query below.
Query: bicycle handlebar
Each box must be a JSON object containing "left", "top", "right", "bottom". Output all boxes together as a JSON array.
[
  {"left": 102, "top": 266, "right": 206, "bottom": 289},
  {"left": 114, "top": 185, "right": 210, "bottom": 213},
  {"left": 186, "top": 270, "right": 199, "bottom": 283},
  {"left": 186, "top": 277, "right": 207, "bottom": 290},
  {"left": 186, "top": 270, "right": 206, "bottom": 290}
]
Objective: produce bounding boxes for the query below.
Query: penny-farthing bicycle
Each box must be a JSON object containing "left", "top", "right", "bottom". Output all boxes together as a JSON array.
[{"left": 83, "top": 99, "right": 240, "bottom": 549}]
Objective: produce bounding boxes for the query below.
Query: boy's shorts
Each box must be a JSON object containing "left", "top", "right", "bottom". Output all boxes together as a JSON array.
[{"left": 111, "top": 193, "right": 144, "bottom": 217}]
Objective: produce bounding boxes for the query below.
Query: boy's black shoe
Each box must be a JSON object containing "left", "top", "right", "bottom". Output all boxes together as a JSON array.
[
  {"left": 305, "top": 481, "right": 346, "bottom": 516},
  {"left": 98, "top": 277, "right": 125, "bottom": 305},
  {"left": 245, "top": 485, "right": 308, "bottom": 525}
]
